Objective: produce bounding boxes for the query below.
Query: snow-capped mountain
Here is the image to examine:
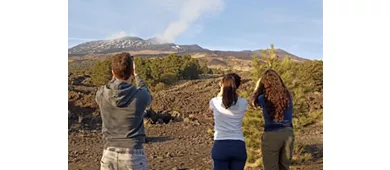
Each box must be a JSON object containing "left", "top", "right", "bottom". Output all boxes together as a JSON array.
[
  {"left": 68, "top": 36, "right": 307, "bottom": 61},
  {"left": 68, "top": 36, "right": 208, "bottom": 55}
]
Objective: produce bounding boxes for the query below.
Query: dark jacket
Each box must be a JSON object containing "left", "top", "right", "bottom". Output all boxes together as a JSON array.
[
  {"left": 95, "top": 75, "right": 152, "bottom": 149},
  {"left": 257, "top": 94, "right": 293, "bottom": 132}
]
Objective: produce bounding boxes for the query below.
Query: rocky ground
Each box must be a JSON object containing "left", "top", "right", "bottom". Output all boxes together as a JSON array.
[{"left": 68, "top": 74, "right": 323, "bottom": 170}]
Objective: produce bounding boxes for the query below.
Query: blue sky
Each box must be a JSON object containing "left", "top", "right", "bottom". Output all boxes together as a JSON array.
[{"left": 69, "top": 0, "right": 322, "bottom": 59}]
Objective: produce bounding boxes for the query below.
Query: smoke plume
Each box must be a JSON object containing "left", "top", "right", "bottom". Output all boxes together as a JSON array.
[
  {"left": 160, "top": 0, "right": 224, "bottom": 43},
  {"left": 108, "top": 31, "right": 127, "bottom": 39}
]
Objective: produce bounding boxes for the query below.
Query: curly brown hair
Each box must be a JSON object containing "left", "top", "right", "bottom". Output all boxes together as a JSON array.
[{"left": 250, "top": 69, "right": 290, "bottom": 122}]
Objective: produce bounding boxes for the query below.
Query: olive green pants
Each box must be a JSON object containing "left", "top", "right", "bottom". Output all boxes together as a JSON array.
[{"left": 262, "top": 127, "right": 294, "bottom": 170}]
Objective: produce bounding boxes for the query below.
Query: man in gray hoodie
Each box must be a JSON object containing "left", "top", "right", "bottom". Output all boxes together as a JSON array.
[{"left": 95, "top": 52, "right": 152, "bottom": 170}]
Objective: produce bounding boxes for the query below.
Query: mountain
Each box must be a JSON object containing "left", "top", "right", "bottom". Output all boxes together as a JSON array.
[
  {"left": 68, "top": 36, "right": 209, "bottom": 55},
  {"left": 68, "top": 36, "right": 308, "bottom": 61}
]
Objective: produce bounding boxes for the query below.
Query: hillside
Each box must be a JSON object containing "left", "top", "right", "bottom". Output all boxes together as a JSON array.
[
  {"left": 68, "top": 36, "right": 307, "bottom": 61},
  {"left": 68, "top": 43, "right": 322, "bottom": 170},
  {"left": 68, "top": 73, "right": 323, "bottom": 170}
]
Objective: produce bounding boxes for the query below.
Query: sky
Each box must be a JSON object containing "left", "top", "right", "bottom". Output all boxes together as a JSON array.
[{"left": 69, "top": 0, "right": 322, "bottom": 60}]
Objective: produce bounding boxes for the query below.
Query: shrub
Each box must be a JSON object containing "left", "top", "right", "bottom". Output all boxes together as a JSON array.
[
  {"left": 153, "top": 82, "right": 166, "bottom": 92},
  {"left": 134, "top": 54, "right": 203, "bottom": 87},
  {"left": 181, "top": 58, "right": 201, "bottom": 80},
  {"left": 68, "top": 60, "right": 96, "bottom": 75},
  {"left": 160, "top": 73, "right": 178, "bottom": 85},
  {"left": 91, "top": 58, "right": 112, "bottom": 86},
  {"left": 88, "top": 54, "right": 203, "bottom": 88}
]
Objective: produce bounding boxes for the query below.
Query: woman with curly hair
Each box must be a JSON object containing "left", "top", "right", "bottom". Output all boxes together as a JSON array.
[{"left": 250, "top": 69, "right": 294, "bottom": 170}]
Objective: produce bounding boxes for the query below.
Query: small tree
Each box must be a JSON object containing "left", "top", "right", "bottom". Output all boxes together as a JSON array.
[
  {"left": 91, "top": 58, "right": 112, "bottom": 86},
  {"left": 181, "top": 58, "right": 200, "bottom": 80}
]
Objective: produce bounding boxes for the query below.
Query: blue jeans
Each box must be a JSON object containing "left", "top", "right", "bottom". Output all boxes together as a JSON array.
[{"left": 211, "top": 140, "right": 247, "bottom": 170}]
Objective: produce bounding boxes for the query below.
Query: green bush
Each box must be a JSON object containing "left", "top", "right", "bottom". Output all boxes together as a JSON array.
[
  {"left": 91, "top": 58, "right": 112, "bottom": 86},
  {"left": 160, "top": 73, "right": 178, "bottom": 85},
  {"left": 181, "top": 58, "right": 201, "bottom": 80},
  {"left": 135, "top": 54, "right": 203, "bottom": 87},
  {"left": 89, "top": 54, "right": 203, "bottom": 88},
  {"left": 68, "top": 60, "right": 96, "bottom": 75}
]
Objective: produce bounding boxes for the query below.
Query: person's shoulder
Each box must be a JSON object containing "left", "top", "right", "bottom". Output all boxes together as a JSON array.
[
  {"left": 234, "top": 97, "right": 248, "bottom": 112},
  {"left": 132, "top": 87, "right": 151, "bottom": 103},
  {"left": 238, "top": 97, "right": 247, "bottom": 102},
  {"left": 238, "top": 97, "right": 248, "bottom": 106},
  {"left": 209, "top": 97, "right": 220, "bottom": 110},
  {"left": 256, "top": 94, "right": 265, "bottom": 107},
  {"left": 96, "top": 85, "right": 105, "bottom": 96},
  {"left": 210, "top": 96, "right": 222, "bottom": 105},
  {"left": 210, "top": 96, "right": 221, "bottom": 102},
  {"left": 257, "top": 94, "right": 265, "bottom": 100},
  {"left": 136, "top": 87, "right": 151, "bottom": 98}
]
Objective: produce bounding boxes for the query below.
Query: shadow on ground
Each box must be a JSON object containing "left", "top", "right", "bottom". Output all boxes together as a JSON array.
[
  {"left": 303, "top": 144, "right": 323, "bottom": 162},
  {"left": 145, "top": 136, "right": 174, "bottom": 144},
  {"left": 68, "top": 101, "right": 101, "bottom": 130}
]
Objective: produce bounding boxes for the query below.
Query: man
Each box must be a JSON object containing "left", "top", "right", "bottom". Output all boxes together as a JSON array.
[{"left": 95, "top": 52, "right": 152, "bottom": 170}]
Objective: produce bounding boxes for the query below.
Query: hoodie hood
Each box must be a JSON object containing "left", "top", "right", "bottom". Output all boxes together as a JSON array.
[{"left": 102, "top": 79, "right": 138, "bottom": 107}]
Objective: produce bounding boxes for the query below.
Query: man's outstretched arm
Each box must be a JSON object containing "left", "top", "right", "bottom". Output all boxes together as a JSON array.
[{"left": 135, "top": 74, "right": 152, "bottom": 106}]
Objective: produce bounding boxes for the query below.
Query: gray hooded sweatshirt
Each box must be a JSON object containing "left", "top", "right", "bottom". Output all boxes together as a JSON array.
[{"left": 95, "top": 75, "right": 152, "bottom": 149}]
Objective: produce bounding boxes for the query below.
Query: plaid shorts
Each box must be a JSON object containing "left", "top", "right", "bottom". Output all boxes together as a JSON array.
[{"left": 100, "top": 147, "right": 148, "bottom": 170}]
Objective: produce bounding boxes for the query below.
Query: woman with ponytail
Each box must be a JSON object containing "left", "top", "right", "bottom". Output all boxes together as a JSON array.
[{"left": 209, "top": 73, "right": 248, "bottom": 170}]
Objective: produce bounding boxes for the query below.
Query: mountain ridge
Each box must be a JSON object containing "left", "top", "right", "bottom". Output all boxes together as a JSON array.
[{"left": 68, "top": 36, "right": 308, "bottom": 61}]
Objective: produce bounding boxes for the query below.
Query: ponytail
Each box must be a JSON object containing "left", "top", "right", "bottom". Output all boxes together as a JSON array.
[{"left": 221, "top": 73, "right": 241, "bottom": 109}]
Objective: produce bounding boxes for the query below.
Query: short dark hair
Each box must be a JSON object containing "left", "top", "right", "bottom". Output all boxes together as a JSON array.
[{"left": 111, "top": 52, "right": 134, "bottom": 80}]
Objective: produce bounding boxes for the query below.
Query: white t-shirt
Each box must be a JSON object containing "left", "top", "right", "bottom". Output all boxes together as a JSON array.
[{"left": 209, "top": 96, "right": 248, "bottom": 141}]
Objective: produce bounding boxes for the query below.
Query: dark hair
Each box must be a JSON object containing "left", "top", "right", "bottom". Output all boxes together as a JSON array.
[
  {"left": 221, "top": 73, "right": 241, "bottom": 109},
  {"left": 111, "top": 52, "right": 134, "bottom": 80},
  {"left": 250, "top": 69, "right": 290, "bottom": 122}
]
